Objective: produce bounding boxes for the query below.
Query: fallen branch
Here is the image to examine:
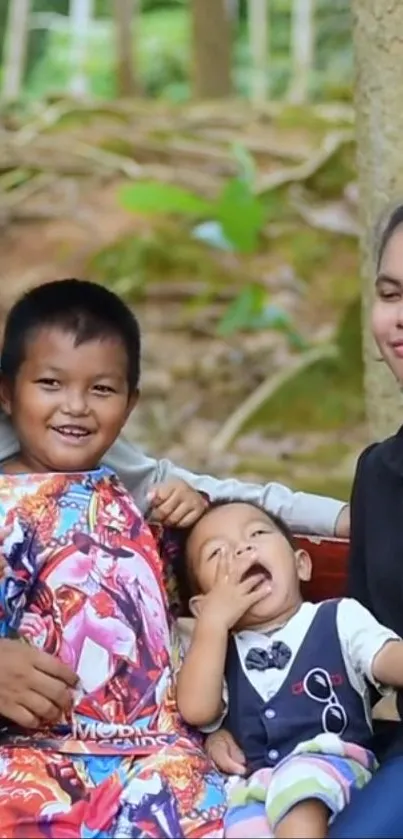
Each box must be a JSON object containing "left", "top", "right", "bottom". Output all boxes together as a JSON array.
[
  {"left": 288, "top": 185, "right": 360, "bottom": 237},
  {"left": 209, "top": 343, "right": 339, "bottom": 454},
  {"left": 189, "top": 127, "right": 308, "bottom": 161},
  {"left": 141, "top": 280, "right": 236, "bottom": 301},
  {"left": 0, "top": 101, "right": 358, "bottom": 234},
  {"left": 0, "top": 172, "right": 56, "bottom": 209},
  {"left": 255, "top": 130, "right": 354, "bottom": 195}
]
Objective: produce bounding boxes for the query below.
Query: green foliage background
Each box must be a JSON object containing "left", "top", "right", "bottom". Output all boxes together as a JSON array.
[{"left": 0, "top": 0, "right": 353, "bottom": 102}]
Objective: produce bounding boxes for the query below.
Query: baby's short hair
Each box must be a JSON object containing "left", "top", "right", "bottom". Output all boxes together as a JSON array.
[
  {"left": 187, "top": 498, "right": 296, "bottom": 550},
  {"left": 180, "top": 498, "right": 296, "bottom": 598}
]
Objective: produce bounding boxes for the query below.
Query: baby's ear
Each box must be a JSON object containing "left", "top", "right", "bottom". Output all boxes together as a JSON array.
[
  {"left": 296, "top": 548, "right": 312, "bottom": 582},
  {"left": 188, "top": 594, "right": 205, "bottom": 618}
]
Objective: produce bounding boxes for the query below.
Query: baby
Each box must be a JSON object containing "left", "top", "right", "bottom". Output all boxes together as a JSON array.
[{"left": 177, "top": 500, "right": 403, "bottom": 839}]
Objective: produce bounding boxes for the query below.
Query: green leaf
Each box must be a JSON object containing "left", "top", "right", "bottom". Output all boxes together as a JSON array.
[
  {"left": 117, "top": 182, "right": 212, "bottom": 218},
  {"left": 216, "top": 177, "right": 266, "bottom": 254},
  {"left": 217, "top": 285, "right": 267, "bottom": 336},
  {"left": 217, "top": 292, "right": 309, "bottom": 350}
]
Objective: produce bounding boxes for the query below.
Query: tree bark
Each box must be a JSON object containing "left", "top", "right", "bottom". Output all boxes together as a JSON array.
[
  {"left": 191, "top": 0, "right": 233, "bottom": 99},
  {"left": 288, "top": 0, "right": 315, "bottom": 104},
  {"left": 247, "top": 0, "right": 269, "bottom": 106},
  {"left": 113, "top": 0, "right": 139, "bottom": 97},
  {"left": 2, "top": 0, "right": 31, "bottom": 103},
  {"left": 353, "top": 0, "right": 403, "bottom": 440}
]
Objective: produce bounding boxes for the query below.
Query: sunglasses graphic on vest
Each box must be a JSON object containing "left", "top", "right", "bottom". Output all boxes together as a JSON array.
[{"left": 303, "top": 668, "right": 348, "bottom": 736}]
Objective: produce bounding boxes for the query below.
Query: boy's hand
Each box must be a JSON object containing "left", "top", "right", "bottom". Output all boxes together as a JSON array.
[
  {"left": 199, "top": 548, "right": 271, "bottom": 631},
  {"left": 205, "top": 728, "right": 246, "bottom": 775},
  {"left": 147, "top": 479, "right": 207, "bottom": 527}
]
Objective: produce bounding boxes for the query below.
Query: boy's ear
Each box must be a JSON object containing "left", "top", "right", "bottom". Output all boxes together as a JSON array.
[
  {"left": 188, "top": 594, "right": 205, "bottom": 618},
  {"left": 296, "top": 548, "right": 312, "bottom": 582},
  {"left": 0, "top": 375, "right": 12, "bottom": 417},
  {"left": 124, "top": 388, "right": 139, "bottom": 421}
]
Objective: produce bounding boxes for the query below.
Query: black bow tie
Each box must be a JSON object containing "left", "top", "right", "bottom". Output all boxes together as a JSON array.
[{"left": 244, "top": 641, "right": 292, "bottom": 672}]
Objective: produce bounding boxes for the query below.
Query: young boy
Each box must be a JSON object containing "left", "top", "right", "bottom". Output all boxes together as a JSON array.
[
  {"left": 177, "top": 500, "right": 403, "bottom": 839},
  {"left": 0, "top": 279, "right": 225, "bottom": 838}
]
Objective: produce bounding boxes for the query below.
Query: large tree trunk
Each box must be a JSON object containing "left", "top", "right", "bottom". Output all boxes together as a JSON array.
[
  {"left": 353, "top": 0, "right": 403, "bottom": 440},
  {"left": 288, "top": 0, "right": 315, "bottom": 104},
  {"left": 2, "top": 0, "right": 31, "bottom": 103},
  {"left": 69, "top": 0, "right": 94, "bottom": 97},
  {"left": 113, "top": 0, "right": 139, "bottom": 97},
  {"left": 247, "top": 0, "right": 269, "bottom": 106},
  {"left": 191, "top": 0, "right": 233, "bottom": 99}
]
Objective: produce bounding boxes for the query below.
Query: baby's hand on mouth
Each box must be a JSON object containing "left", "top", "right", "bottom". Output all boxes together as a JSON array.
[{"left": 199, "top": 549, "right": 272, "bottom": 631}]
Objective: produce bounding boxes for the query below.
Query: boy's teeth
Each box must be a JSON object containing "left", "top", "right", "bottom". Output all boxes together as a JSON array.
[{"left": 57, "top": 426, "right": 89, "bottom": 436}]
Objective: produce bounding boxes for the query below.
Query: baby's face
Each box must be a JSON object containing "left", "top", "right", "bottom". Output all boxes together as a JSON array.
[{"left": 186, "top": 503, "right": 311, "bottom": 627}]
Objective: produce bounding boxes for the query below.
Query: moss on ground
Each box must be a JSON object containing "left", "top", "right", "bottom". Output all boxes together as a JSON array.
[
  {"left": 244, "top": 298, "right": 363, "bottom": 435},
  {"left": 87, "top": 224, "right": 241, "bottom": 296}
]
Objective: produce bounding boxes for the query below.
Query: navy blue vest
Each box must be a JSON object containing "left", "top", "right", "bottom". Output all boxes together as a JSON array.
[{"left": 225, "top": 600, "right": 373, "bottom": 774}]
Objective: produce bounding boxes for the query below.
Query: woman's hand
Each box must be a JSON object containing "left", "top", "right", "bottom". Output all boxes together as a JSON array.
[
  {"left": 205, "top": 728, "right": 246, "bottom": 775},
  {"left": 0, "top": 638, "right": 78, "bottom": 728},
  {"left": 0, "top": 524, "right": 12, "bottom": 580},
  {"left": 0, "top": 525, "right": 78, "bottom": 728}
]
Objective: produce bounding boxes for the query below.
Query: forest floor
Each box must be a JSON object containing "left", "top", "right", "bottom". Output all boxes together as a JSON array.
[{"left": 0, "top": 98, "right": 368, "bottom": 503}]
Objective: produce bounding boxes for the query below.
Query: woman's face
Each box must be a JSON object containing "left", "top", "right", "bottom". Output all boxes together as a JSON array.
[{"left": 372, "top": 225, "right": 403, "bottom": 382}]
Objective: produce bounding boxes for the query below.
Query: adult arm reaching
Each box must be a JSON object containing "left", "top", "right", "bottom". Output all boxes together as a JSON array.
[{"left": 0, "top": 411, "right": 349, "bottom": 538}]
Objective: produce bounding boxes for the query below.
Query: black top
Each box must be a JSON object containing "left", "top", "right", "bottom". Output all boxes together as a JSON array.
[{"left": 348, "top": 426, "right": 403, "bottom": 760}]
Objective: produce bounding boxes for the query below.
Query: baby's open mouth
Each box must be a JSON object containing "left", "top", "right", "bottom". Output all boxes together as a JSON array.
[{"left": 241, "top": 562, "right": 272, "bottom": 584}]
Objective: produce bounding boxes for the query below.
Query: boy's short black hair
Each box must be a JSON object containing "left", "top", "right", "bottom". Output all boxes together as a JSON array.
[
  {"left": 187, "top": 498, "right": 296, "bottom": 551},
  {"left": 1, "top": 278, "right": 141, "bottom": 395},
  {"left": 179, "top": 498, "right": 296, "bottom": 599}
]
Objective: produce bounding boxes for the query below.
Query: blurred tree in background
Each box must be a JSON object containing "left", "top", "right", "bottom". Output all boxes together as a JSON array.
[
  {"left": 0, "top": 0, "right": 353, "bottom": 104},
  {"left": 191, "top": 0, "right": 233, "bottom": 98}
]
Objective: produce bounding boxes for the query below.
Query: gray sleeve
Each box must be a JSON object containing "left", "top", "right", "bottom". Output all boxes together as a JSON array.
[
  {"left": 101, "top": 435, "right": 159, "bottom": 512},
  {"left": 154, "top": 457, "right": 344, "bottom": 536},
  {"left": 0, "top": 411, "right": 344, "bottom": 535},
  {"left": 103, "top": 435, "right": 345, "bottom": 536}
]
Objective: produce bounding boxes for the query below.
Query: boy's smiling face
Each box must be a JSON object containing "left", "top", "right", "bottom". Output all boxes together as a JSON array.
[
  {"left": 186, "top": 502, "right": 311, "bottom": 628},
  {"left": 0, "top": 326, "right": 138, "bottom": 474}
]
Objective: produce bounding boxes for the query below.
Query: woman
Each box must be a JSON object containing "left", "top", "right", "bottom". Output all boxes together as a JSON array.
[
  {"left": 332, "top": 202, "right": 403, "bottom": 837},
  {"left": 206, "top": 203, "right": 403, "bottom": 838}
]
